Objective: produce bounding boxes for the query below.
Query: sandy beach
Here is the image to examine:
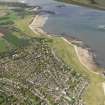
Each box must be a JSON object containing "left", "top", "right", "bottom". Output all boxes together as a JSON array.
[{"left": 29, "top": 15, "right": 49, "bottom": 36}]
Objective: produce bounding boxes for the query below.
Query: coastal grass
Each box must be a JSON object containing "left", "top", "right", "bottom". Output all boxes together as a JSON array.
[
  {"left": 14, "top": 15, "right": 37, "bottom": 37},
  {"left": 50, "top": 37, "right": 105, "bottom": 105},
  {"left": 0, "top": 9, "right": 35, "bottom": 51},
  {"left": 3, "top": 34, "right": 28, "bottom": 47}
]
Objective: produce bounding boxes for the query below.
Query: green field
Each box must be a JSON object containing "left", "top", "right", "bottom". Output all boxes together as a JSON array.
[{"left": 0, "top": 6, "right": 35, "bottom": 52}]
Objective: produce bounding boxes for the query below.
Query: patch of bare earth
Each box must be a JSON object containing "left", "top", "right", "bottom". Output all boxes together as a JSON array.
[
  {"left": 0, "top": 32, "right": 4, "bottom": 37},
  {"left": 0, "top": 11, "right": 7, "bottom": 17},
  {"left": 74, "top": 45, "right": 98, "bottom": 71}
]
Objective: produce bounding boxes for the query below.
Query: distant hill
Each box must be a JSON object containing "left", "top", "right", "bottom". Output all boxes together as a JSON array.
[
  {"left": 0, "top": 0, "right": 18, "bottom": 2},
  {"left": 0, "top": 0, "right": 25, "bottom": 3},
  {"left": 56, "top": 0, "right": 105, "bottom": 10}
]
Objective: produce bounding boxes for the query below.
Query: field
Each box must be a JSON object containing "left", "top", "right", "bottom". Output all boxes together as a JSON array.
[
  {"left": 0, "top": 38, "right": 88, "bottom": 105},
  {"left": 0, "top": 5, "right": 36, "bottom": 53}
]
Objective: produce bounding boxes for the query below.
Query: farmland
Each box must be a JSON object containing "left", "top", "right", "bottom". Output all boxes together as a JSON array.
[{"left": 0, "top": 5, "right": 35, "bottom": 52}]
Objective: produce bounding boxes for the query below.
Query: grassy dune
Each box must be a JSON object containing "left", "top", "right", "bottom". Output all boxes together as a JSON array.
[{"left": 0, "top": 6, "right": 36, "bottom": 52}]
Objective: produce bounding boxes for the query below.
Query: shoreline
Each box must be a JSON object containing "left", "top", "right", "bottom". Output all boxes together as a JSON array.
[
  {"left": 29, "top": 15, "right": 49, "bottom": 36},
  {"left": 29, "top": 14, "right": 105, "bottom": 96},
  {"left": 62, "top": 38, "right": 99, "bottom": 75},
  {"left": 29, "top": 14, "right": 100, "bottom": 72}
]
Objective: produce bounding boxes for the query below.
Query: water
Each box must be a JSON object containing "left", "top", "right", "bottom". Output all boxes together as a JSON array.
[
  {"left": 43, "top": 6, "right": 105, "bottom": 67},
  {"left": 8, "top": 0, "right": 105, "bottom": 67}
]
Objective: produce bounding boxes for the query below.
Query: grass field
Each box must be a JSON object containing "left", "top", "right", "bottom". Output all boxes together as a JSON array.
[
  {"left": 14, "top": 15, "right": 36, "bottom": 37},
  {"left": 0, "top": 38, "right": 11, "bottom": 52},
  {"left": 0, "top": 6, "right": 36, "bottom": 52}
]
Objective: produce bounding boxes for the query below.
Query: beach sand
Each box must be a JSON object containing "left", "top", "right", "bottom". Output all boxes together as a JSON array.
[
  {"left": 29, "top": 15, "right": 49, "bottom": 36},
  {"left": 102, "top": 82, "right": 105, "bottom": 95}
]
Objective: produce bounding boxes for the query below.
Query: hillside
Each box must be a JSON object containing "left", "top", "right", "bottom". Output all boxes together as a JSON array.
[{"left": 56, "top": 0, "right": 105, "bottom": 10}]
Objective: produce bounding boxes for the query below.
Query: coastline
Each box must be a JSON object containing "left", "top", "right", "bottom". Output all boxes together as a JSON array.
[
  {"left": 55, "top": 0, "right": 105, "bottom": 11},
  {"left": 29, "top": 14, "right": 99, "bottom": 73},
  {"left": 62, "top": 38, "right": 99, "bottom": 74},
  {"left": 29, "top": 14, "right": 105, "bottom": 98},
  {"left": 29, "top": 15, "right": 49, "bottom": 36}
]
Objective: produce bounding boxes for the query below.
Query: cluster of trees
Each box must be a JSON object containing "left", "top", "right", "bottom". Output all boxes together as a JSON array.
[{"left": 88, "top": 0, "right": 97, "bottom": 4}]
